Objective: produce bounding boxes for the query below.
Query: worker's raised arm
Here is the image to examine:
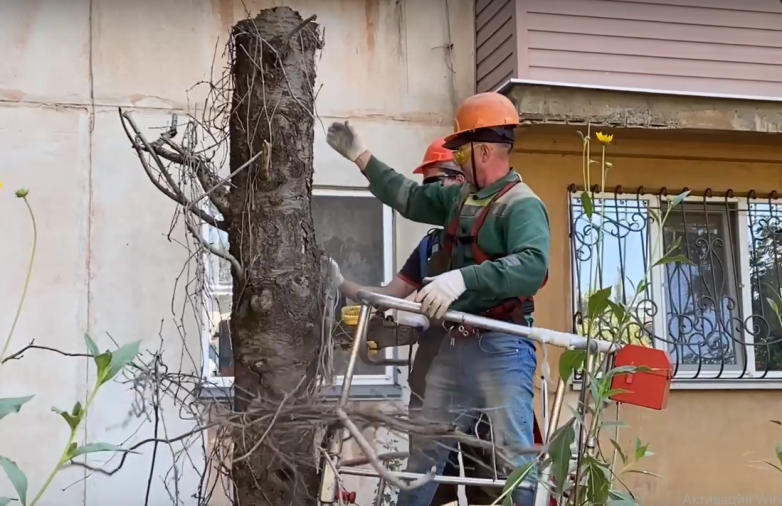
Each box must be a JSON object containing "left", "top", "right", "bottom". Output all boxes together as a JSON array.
[
  {"left": 461, "top": 197, "right": 550, "bottom": 299},
  {"left": 326, "top": 121, "right": 461, "bottom": 226}
]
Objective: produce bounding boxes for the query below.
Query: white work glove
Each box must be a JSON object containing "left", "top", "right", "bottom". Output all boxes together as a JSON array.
[
  {"left": 414, "top": 270, "right": 467, "bottom": 319},
  {"left": 322, "top": 257, "right": 344, "bottom": 291},
  {"left": 326, "top": 121, "right": 366, "bottom": 162}
]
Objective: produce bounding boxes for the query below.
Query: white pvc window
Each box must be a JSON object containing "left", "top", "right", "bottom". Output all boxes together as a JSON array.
[{"left": 200, "top": 188, "right": 397, "bottom": 389}]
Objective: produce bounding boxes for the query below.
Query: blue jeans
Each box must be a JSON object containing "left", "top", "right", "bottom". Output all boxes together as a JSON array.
[{"left": 398, "top": 332, "right": 538, "bottom": 506}]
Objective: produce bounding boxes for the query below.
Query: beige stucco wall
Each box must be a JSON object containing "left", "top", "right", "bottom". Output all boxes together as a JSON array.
[
  {"left": 0, "top": 1, "right": 474, "bottom": 505},
  {"left": 514, "top": 126, "right": 782, "bottom": 505}
]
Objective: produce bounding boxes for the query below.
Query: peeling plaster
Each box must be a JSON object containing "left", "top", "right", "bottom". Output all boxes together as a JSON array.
[{"left": 507, "top": 84, "right": 782, "bottom": 134}]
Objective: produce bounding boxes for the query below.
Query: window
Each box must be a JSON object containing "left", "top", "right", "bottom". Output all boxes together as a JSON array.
[
  {"left": 201, "top": 189, "right": 397, "bottom": 389},
  {"left": 569, "top": 188, "right": 782, "bottom": 387}
]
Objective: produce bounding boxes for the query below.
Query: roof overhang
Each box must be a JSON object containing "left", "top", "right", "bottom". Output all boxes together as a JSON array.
[{"left": 496, "top": 79, "right": 782, "bottom": 136}]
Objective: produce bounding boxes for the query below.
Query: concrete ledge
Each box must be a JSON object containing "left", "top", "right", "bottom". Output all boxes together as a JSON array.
[
  {"left": 198, "top": 383, "right": 404, "bottom": 403},
  {"left": 501, "top": 80, "right": 782, "bottom": 134}
]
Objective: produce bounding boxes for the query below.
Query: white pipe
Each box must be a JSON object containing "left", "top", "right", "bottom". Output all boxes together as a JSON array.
[{"left": 356, "top": 291, "right": 619, "bottom": 353}]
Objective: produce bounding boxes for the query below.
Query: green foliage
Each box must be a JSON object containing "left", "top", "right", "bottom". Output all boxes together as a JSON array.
[
  {"left": 543, "top": 127, "right": 670, "bottom": 506},
  {"left": 0, "top": 397, "right": 34, "bottom": 423},
  {"left": 0, "top": 456, "right": 26, "bottom": 506},
  {"left": 500, "top": 461, "right": 535, "bottom": 506},
  {"left": 0, "top": 191, "right": 142, "bottom": 506}
]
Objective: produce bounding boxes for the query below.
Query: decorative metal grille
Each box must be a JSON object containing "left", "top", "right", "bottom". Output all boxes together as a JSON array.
[{"left": 568, "top": 186, "right": 782, "bottom": 380}]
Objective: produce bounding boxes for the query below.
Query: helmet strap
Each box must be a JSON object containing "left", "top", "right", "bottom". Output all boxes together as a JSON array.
[{"left": 470, "top": 141, "right": 480, "bottom": 190}]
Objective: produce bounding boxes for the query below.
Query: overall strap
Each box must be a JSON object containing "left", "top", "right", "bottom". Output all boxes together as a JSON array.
[
  {"left": 469, "top": 179, "right": 521, "bottom": 265},
  {"left": 442, "top": 185, "right": 474, "bottom": 258},
  {"left": 418, "top": 229, "right": 438, "bottom": 280}
]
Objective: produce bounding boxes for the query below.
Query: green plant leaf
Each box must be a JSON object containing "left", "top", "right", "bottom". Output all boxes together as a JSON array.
[
  {"left": 588, "top": 287, "right": 613, "bottom": 319},
  {"left": 101, "top": 341, "right": 141, "bottom": 385},
  {"left": 567, "top": 405, "right": 585, "bottom": 426},
  {"left": 605, "top": 389, "right": 633, "bottom": 398},
  {"left": 0, "top": 497, "right": 16, "bottom": 506},
  {"left": 84, "top": 334, "right": 100, "bottom": 357},
  {"left": 624, "top": 469, "right": 661, "bottom": 478},
  {"left": 634, "top": 437, "right": 653, "bottom": 461},
  {"left": 52, "top": 408, "right": 80, "bottom": 432},
  {"left": 768, "top": 298, "right": 781, "bottom": 322},
  {"left": 609, "top": 439, "right": 627, "bottom": 465},
  {"left": 52, "top": 402, "right": 83, "bottom": 432},
  {"left": 581, "top": 192, "right": 595, "bottom": 219},
  {"left": 501, "top": 462, "right": 535, "bottom": 506},
  {"left": 586, "top": 457, "right": 611, "bottom": 505},
  {"left": 653, "top": 254, "right": 695, "bottom": 268},
  {"left": 606, "top": 365, "right": 652, "bottom": 378},
  {"left": 559, "top": 350, "right": 586, "bottom": 384},
  {"left": 548, "top": 418, "right": 576, "bottom": 488},
  {"left": 65, "top": 443, "right": 136, "bottom": 462},
  {"left": 0, "top": 456, "right": 27, "bottom": 506},
  {"left": 0, "top": 397, "right": 34, "bottom": 423},
  {"left": 608, "top": 490, "right": 640, "bottom": 506},
  {"left": 776, "top": 442, "right": 782, "bottom": 467},
  {"left": 588, "top": 377, "right": 603, "bottom": 404},
  {"left": 601, "top": 420, "right": 629, "bottom": 429},
  {"left": 606, "top": 301, "right": 627, "bottom": 324},
  {"left": 669, "top": 190, "right": 691, "bottom": 209},
  {"left": 95, "top": 353, "right": 111, "bottom": 381}
]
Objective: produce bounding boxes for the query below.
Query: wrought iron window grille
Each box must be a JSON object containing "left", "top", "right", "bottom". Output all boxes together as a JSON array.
[{"left": 568, "top": 186, "right": 782, "bottom": 383}]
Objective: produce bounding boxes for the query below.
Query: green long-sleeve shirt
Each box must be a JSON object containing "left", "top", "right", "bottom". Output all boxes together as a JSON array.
[{"left": 364, "top": 156, "right": 551, "bottom": 314}]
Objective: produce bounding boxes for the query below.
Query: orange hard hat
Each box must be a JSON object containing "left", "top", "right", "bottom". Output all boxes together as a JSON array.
[
  {"left": 413, "top": 137, "right": 457, "bottom": 174},
  {"left": 443, "top": 92, "right": 519, "bottom": 148}
]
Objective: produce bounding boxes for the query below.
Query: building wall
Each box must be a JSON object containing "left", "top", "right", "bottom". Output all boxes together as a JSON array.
[
  {"left": 0, "top": 1, "right": 474, "bottom": 505},
  {"left": 513, "top": 127, "right": 782, "bottom": 505},
  {"left": 482, "top": 0, "right": 782, "bottom": 96},
  {"left": 475, "top": 0, "right": 517, "bottom": 93}
]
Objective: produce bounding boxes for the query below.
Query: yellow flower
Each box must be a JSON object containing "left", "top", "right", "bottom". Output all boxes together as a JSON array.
[
  {"left": 0, "top": 179, "right": 3, "bottom": 191},
  {"left": 596, "top": 132, "right": 614, "bottom": 144}
]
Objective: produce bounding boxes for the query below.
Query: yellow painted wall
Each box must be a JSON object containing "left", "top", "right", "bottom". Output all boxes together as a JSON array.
[{"left": 515, "top": 126, "right": 782, "bottom": 505}]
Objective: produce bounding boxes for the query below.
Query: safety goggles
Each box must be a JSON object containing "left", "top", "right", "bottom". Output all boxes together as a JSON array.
[
  {"left": 453, "top": 142, "right": 488, "bottom": 166},
  {"left": 422, "top": 169, "right": 462, "bottom": 185}
]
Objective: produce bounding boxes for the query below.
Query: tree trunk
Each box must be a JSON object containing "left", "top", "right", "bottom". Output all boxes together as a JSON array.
[{"left": 228, "top": 7, "right": 323, "bottom": 505}]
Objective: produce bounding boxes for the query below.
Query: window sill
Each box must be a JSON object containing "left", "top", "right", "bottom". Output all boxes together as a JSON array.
[
  {"left": 570, "top": 376, "right": 782, "bottom": 392},
  {"left": 197, "top": 382, "right": 405, "bottom": 402}
]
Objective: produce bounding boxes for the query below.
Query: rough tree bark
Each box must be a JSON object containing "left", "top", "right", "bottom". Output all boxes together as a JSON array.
[{"left": 227, "top": 7, "right": 323, "bottom": 505}]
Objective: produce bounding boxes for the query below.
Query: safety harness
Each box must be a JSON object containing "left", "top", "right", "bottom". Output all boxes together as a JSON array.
[
  {"left": 417, "top": 229, "right": 441, "bottom": 281},
  {"left": 440, "top": 177, "right": 549, "bottom": 324}
]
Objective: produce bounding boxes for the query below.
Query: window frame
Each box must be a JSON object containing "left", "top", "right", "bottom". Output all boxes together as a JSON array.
[
  {"left": 199, "top": 188, "right": 399, "bottom": 390},
  {"left": 569, "top": 190, "right": 782, "bottom": 389}
]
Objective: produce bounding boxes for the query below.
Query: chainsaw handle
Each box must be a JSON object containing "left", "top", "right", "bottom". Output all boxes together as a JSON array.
[
  {"left": 355, "top": 290, "right": 619, "bottom": 354},
  {"left": 358, "top": 340, "right": 409, "bottom": 367}
]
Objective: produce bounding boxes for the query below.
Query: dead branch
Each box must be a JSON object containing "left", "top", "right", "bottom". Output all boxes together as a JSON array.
[
  {"left": 336, "top": 407, "right": 436, "bottom": 492},
  {"left": 152, "top": 123, "right": 231, "bottom": 214},
  {"left": 285, "top": 14, "right": 317, "bottom": 40},
  {"left": 232, "top": 376, "right": 305, "bottom": 464},
  {"left": 189, "top": 148, "right": 265, "bottom": 211},
  {"left": 2, "top": 340, "right": 93, "bottom": 363},
  {"left": 183, "top": 219, "right": 245, "bottom": 286},
  {"left": 118, "top": 108, "right": 227, "bottom": 230}
]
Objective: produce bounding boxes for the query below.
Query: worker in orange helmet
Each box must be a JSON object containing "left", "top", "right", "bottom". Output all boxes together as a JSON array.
[
  {"left": 326, "top": 91, "right": 551, "bottom": 506},
  {"left": 324, "top": 136, "right": 465, "bottom": 414}
]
